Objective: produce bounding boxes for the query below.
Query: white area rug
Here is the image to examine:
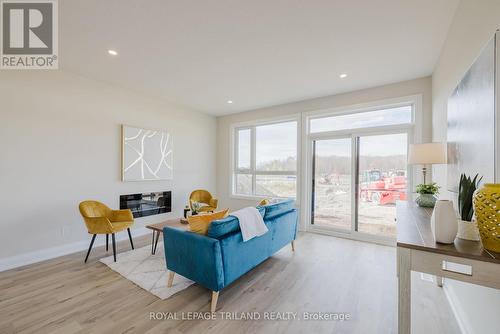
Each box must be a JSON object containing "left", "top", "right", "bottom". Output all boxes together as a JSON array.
[{"left": 100, "top": 242, "right": 194, "bottom": 299}]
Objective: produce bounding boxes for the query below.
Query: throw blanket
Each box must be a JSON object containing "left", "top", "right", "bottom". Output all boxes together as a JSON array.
[{"left": 231, "top": 207, "right": 269, "bottom": 242}]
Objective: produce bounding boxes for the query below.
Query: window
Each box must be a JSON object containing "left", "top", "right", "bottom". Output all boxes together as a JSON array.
[
  {"left": 310, "top": 105, "right": 412, "bottom": 133},
  {"left": 233, "top": 120, "right": 298, "bottom": 198},
  {"left": 237, "top": 129, "right": 251, "bottom": 170}
]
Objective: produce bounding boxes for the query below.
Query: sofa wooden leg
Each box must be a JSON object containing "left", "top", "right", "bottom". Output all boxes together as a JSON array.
[
  {"left": 291, "top": 240, "right": 295, "bottom": 252},
  {"left": 167, "top": 271, "right": 175, "bottom": 287},
  {"left": 211, "top": 291, "right": 219, "bottom": 312}
]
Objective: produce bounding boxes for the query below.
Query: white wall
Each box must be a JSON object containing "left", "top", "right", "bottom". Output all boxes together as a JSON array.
[
  {"left": 216, "top": 76, "right": 432, "bottom": 229},
  {"left": 432, "top": 1, "right": 500, "bottom": 333},
  {"left": 0, "top": 71, "right": 216, "bottom": 270}
]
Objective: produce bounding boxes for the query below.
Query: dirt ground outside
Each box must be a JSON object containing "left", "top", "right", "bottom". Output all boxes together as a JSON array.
[{"left": 313, "top": 182, "right": 401, "bottom": 237}]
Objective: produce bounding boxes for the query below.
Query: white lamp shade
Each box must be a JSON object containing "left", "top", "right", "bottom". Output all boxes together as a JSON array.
[{"left": 408, "top": 142, "right": 447, "bottom": 165}]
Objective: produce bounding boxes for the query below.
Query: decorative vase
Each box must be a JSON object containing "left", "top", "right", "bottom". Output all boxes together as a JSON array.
[
  {"left": 415, "top": 193, "right": 437, "bottom": 207},
  {"left": 456, "top": 218, "right": 481, "bottom": 241},
  {"left": 431, "top": 200, "right": 457, "bottom": 244},
  {"left": 473, "top": 184, "right": 500, "bottom": 252}
]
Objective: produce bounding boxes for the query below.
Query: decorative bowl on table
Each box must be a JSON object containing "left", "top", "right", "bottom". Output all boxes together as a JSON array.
[{"left": 415, "top": 193, "right": 437, "bottom": 208}]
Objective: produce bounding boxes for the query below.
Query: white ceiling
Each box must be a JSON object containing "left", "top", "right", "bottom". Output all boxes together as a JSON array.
[{"left": 60, "top": 0, "right": 459, "bottom": 116}]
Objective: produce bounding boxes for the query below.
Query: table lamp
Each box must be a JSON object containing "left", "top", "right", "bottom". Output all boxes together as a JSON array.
[{"left": 408, "top": 142, "right": 447, "bottom": 184}]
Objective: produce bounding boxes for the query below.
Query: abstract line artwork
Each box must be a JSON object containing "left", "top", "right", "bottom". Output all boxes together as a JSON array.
[{"left": 122, "top": 125, "right": 173, "bottom": 181}]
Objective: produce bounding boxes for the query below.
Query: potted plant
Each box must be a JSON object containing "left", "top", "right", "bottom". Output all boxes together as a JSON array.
[
  {"left": 457, "top": 173, "right": 482, "bottom": 241},
  {"left": 415, "top": 183, "right": 440, "bottom": 207}
]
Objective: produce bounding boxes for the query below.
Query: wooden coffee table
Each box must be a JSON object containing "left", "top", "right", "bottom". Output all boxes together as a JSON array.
[{"left": 145, "top": 218, "right": 188, "bottom": 255}]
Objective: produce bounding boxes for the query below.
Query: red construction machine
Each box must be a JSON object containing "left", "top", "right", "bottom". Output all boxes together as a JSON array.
[{"left": 359, "top": 169, "right": 407, "bottom": 205}]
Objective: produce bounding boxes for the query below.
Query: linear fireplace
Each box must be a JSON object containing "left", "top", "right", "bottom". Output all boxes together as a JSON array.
[{"left": 120, "top": 191, "right": 171, "bottom": 218}]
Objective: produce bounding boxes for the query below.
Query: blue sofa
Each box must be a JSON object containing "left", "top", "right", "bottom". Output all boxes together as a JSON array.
[{"left": 163, "top": 199, "right": 298, "bottom": 311}]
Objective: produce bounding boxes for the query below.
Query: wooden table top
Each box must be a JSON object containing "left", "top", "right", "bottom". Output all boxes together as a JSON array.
[
  {"left": 396, "top": 201, "right": 500, "bottom": 264},
  {"left": 145, "top": 218, "right": 188, "bottom": 232}
]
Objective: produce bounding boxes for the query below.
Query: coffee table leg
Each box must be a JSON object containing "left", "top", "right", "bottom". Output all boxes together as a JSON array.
[
  {"left": 153, "top": 231, "right": 160, "bottom": 255},
  {"left": 151, "top": 231, "right": 156, "bottom": 254}
]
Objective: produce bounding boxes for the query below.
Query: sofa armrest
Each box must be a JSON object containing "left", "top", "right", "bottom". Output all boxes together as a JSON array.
[{"left": 163, "top": 226, "right": 224, "bottom": 291}]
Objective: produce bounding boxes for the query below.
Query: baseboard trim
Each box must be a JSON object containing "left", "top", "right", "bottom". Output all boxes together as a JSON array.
[
  {"left": 443, "top": 281, "right": 469, "bottom": 334},
  {"left": 0, "top": 227, "right": 151, "bottom": 272},
  {"left": 307, "top": 227, "right": 395, "bottom": 247}
]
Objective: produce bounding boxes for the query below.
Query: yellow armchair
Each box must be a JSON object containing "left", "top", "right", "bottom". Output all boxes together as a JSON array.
[
  {"left": 189, "top": 190, "right": 218, "bottom": 213},
  {"left": 78, "top": 201, "right": 135, "bottom": 263}
]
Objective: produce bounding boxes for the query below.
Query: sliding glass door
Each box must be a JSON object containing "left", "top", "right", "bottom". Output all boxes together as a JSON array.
[
  {"left": 308, "top": 103, "right": 413, "bottom": 241},
  {"left": 311, "top": 138, "right": 352, "bottom": 231},
  {"left": 311, "top": 133, "right": 408, "bottom": 239},
  {"left": 356, "top": 133, "right": 408, "bottom": 237}
]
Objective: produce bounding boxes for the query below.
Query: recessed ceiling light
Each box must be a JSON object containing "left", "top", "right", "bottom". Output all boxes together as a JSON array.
[
  {"left": 339, "top": 73, "right": 348, "bottom": 79},
  {"left": 108, "top": 49, "right": 118, "bottom": 56},
  {"left": 227, "top": 100, "right": 233, "bottom": 104}
]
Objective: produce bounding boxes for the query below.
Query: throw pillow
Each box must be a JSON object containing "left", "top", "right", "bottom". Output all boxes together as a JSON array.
[
  {"left": 258, "top": 198, "right": 270, "bottom": 206},
  {"left": 191, "top": 201, "right": 206, "bottom": 212},
  {"left": 188, "top": 209, "right": 229, "bottom": 235}
]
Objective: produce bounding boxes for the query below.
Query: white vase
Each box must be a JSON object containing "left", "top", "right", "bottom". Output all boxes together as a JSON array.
[
  {"left": 457, "top": 218, "right": 481, "bottom": 241},
  {"left": 431, "top": 200, "right": 457, "bottom": 244}
]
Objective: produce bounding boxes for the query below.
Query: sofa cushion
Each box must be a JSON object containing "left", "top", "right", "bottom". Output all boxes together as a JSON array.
[
  {"left": 208, "top": 206, "right": 265, "bottom": 239},
  {"left": 263, "top": 199, "right": 295, "bottom": 220},
  {"left": 188, "top": 209, "right": 229, "bottom": 235},
  {"left": 256, "top": 205, "right": 266, "bottom": 217}
]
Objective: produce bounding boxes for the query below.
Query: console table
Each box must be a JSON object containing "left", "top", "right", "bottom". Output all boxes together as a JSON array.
[{"left": 396, "top": 201, "right": 500, "bottom": 334}]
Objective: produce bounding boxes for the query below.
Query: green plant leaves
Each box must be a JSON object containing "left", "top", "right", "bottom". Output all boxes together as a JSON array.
[
  {"left": 458, "top": 173, "right": 482, "bottom": 221},
  {"left": 415, "top": 183, "right": 440, "bottom": 195}
]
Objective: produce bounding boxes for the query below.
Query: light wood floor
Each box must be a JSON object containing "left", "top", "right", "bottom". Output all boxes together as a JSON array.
[{"left": 0, "top": 232, "right": 459, "bottom": 334}]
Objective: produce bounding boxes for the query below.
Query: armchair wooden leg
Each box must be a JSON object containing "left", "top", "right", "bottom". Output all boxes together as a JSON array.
[
  {"left": 211, "top": 291, "right": 219, "bottom": 313},
  {"left": 106, "top": 234, "right": 109, "bottom": 252},
  {"left": 127, "top": 228, "right": 134, "bottom": 250},
  {"left": 167, "top": 271, "right": 175, "bottom": 287},
  {"left": 111, "top": 233, "right": 117, "bottom": 262},
  {"left": 84, "top": 234, "right": 97, "bottom": 263},
  {"left": 291, "top": 240, "right": 295, "bottom": 252}
]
